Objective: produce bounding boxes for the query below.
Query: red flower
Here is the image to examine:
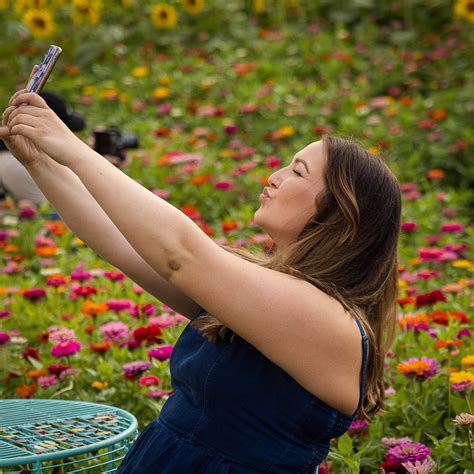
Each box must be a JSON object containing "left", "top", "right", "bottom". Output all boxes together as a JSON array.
[
  {"left": 22, "top": 348, "right": 41, "bottom": 361},
  {"left": 435, "top": 339, "right": 464, "bottom": 349},
  {"left": 73, "top": 286, "right": 97, "bottom": 297},
  {"left": 89, "top": 341, "right": 112, "bottom": 353},
  {"left": 415, "top": 290, "right": 446, "bottom": 308},
  {"left": 132, "top": 324, "right": 163, "bottom": 344}
]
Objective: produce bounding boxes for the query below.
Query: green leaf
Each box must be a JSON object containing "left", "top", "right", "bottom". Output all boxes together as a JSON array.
[{"left": 337, "top": 433, "right": 353, "bottom": 457}]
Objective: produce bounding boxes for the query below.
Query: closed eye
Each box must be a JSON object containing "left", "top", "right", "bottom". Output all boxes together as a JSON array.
[{"left": 293, "top": 169, "right": 302, "bottom": 177}]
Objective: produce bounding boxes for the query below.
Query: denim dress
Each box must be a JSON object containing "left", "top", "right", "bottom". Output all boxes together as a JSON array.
[{"left": 118, "top": 307, "right": 368, "bottom": 473}]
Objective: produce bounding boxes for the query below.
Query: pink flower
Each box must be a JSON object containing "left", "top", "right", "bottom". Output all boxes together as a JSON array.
[
  {"left": 440, "top": 222, "right": 464, "bottom": 233},
  {"left": 70, "top": 268, "right": 92, "bottom": 282},
  {"left": 385, "top": 442, "right": 430, "bottom": 464},
  {"left": 265, "top": 156, "right": 281, "bottom": 168},
  {"left": 51, "top": 340, "right": 81, "bottom": 358},
  {"left": 214, "top": 181, "right": 233, "bottom": 191},
  {"left": 38, "top": 375, "right": 58, "bottom": 388},
  {"left": 103, "top": 271, "right": 126, "bottom": 282},
  {"left": 19, "top": 207, "right": 37, "bottom": 219},
  {"left": 100, "top": 321, "right": 129, "bottom": 342},
  {"left": 139, "top": 375, "right": 161, "bottom": 387},
  {"left": 224, "top": 124, "right": 238, "bottom": 134},
  {"left": 48, "top": 327, "right": 76, "bottom": 342},
  {"left": 148, "top": 345, "right": 174, "bottom": 361},
  {"left": 147, "top": 389, "right": 174, "bottom": 398},
  {"left": 156, "top": 103, "right": 172, "bottom": 116},
  {"left": 348, "top": 420, "right": 369, "bottom": 436},
  {"left": 401, "top": 458, "right": 436, "bottom": 474},
  {"left": 122, "top": 361, "right": 150, "bottom": 380},
  {"left": 129, "top": 302, "right": 156, "bottom": 319},
  {"left": 382, "top": 436, "right": 413, "bottom": 449},
  {"left": 0, "top": 332, "right": 10, "bottom": 345},
  {"left": 106, "top": 299, "right": 133, "bottom": 313},
  {"left": 401, "top": 221, "right": 417, "bottom": 232},
  {"left": 0, "top": 309, "right": 11, "bottom": 318}
]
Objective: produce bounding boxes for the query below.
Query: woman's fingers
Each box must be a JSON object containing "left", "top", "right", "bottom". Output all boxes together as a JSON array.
[
  {"left": 8, "top": 123, "right": 36, "bottom": 140},
  {"left": 0, "top": 126, "right": 11, "bottom": 139},
  {"left": 8, "top": 112, "right": 40, "bottom": 131},
  {"left": 6, "top": 105, "right": 44, "bottom": 126},
  {"left": 8, "top": 89, "right": 29, "bottom": 107},
  {"left": 11, "top": 92, "right": 48, "bottom": 109}
]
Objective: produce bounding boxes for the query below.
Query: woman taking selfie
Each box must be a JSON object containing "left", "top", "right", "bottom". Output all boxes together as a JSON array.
[{"left": 1, "top": 87, "right": 401, "bottom": 473}]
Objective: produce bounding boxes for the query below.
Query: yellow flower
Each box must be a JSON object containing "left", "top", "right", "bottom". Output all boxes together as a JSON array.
[
  {"left": 461, "top": 356, "right": 474, "bottom": 370},
  {"left": 367, "top": 146, "right": 381, "bottom": 155},
  {"left": 278, "top": 125, "right": 295, "bottom": 137},
  {"left": 82, "top": 85, "right": 97, "bottom": 95},
  {"left": 23, "top": 8, "right": 56, "bottom": 38},
  {"left": 0, "top": 0, "right": 8, "bottom": 10},
  {"left": 91, "top": 380, "right": 109, "bottom": 390},
  {"left": 16, "top": 0, "right": 47, "bottom": 13},
  {"left": 71, "top": 0, "right": 102, "bottom": 25},
  {"left": 73, "top": 237, "right": 85, "bottom": 246},
  {"left": 132, "top": 66, "right": 149, "bottom": 78},
  {"left": 181, "top": 0, "right": 204, "bottom": 14},
  {"left": 122, "top": 0, "right": 132, "bottom": 5},
  {"left": 450, "top": 371, "right": 474, "bottom": 385},
  {"left": 398, "top": 279, "right": 408, "bottom": 288},
  {"left": 100, "top": 88, "right": 119, "bottom": 100},
  {"left": 452, "top": 259, "right": 473, "bottom": 269},
  {"left": 152, "top": 87, "right": 169, "bottom": 99},
  {"left": 159, "top": 75, "right": 171, "bottom": 85},
  {"left": 454, "top": 0, "right": 474, "bottom": 23},
  {"left": 151, "top": 3, "right": 177, "bottom": 29},
  {"left": 253, "top": 0, "right": 265, "bottom": 13}
]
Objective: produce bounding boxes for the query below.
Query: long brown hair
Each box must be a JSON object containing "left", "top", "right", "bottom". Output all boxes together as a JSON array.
[{"left": 190, "top": 135, "right": 402, "bottom": 419}]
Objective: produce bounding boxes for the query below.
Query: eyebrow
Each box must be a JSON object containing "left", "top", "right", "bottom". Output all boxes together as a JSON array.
[{"left": 294, "top": 157, "right": 310, "bottom": 174}]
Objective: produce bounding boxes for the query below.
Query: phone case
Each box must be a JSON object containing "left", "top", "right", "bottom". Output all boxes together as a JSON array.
[{"left": 26, "top": 45, "right": 62, "bottom": 94}]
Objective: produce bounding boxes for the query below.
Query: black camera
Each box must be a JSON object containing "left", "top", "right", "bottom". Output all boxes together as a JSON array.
[{"left": 93, "top": 127, "right": 139, "bottom": 162}]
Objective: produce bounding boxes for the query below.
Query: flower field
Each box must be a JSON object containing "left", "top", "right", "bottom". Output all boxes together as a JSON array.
[{"left": 0, "top": 1, "right": 473, "bottom": 472}]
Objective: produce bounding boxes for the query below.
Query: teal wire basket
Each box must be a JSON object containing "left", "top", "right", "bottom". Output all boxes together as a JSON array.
[{"left": 0, "top": 399, "right": 138, "bottom": 473}]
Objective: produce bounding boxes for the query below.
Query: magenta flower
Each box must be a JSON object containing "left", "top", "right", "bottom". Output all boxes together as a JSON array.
[
  {"left": 0, "top": 332, "right": 10, "bottom": 345},
  {"left": 70, "top": 268, "right": 92, "bottom": 282},
  {"left": 224, "top": 124, "right": 238, "bottom": 134},
  {"left": 19, "top": 207, "right": 37, "bottom": 219},
  {"left": 148, "top": 345, "right": 174, "bottom": 361},
  {"left": 385, "top": 442, "right": 430, "bottom": 464},
  {"left": 348, "top": 420, "right": 369, "bottom": 436},
  {"left": 401, "top": 221, "right": 417, "bottom": 232},
  {"left": 51, "top": 340, "right": 81, "bottom": 358},
  {"left": 214, "top": 181, "right": 234, "bottom": 190},
  {"left": 129, "top": 303, "right": 156, "bottom": 319},
  {"left": 48, "top": 364, "right": 71, "bottom": 375},
  {"left": 455, "top": 328, "right": 471, "bottom": 339},
  {"left": 22, "top": 288, "right": 47, "bottom": 302},
  {"left": 103, "top": 271, "right": 126, "bottom": 282},
  {"left": 265, "top": 156, "right": 281, "bottom": 168},
  {"left": 100, "top": 321, "right": 129, "bottom": 342},
  {"left": 147, "top": 389, "right": 174, "bottom": 398},
  {"left": 122, "top": 361, "right": 151, "bottom": 380},
  {"left": 139, "top": 375, "right": 161, "bottom": 387},
  {"left": 106, "top": 299, "right": 133, "bottom": 313},
  {"left": 0, "top": 309, "right": 11, "bottom": 318},
  {"left": 451, "top": 380, "right": 472, "bottom": 393},
  {"left": 440, "top": 222, "right": 464, "bottom": 233}
]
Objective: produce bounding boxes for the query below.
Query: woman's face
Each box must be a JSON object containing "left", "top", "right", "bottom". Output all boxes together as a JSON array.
[{"left": 254, "top": 140, "right": 327, "bottom": 250}]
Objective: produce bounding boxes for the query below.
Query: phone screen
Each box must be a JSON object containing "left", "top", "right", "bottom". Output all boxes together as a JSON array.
[{"left": 26, "top": 45, "right": 62, "bottom": 94}]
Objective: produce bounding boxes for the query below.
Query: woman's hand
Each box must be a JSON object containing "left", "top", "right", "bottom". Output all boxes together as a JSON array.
[{"left": 1, "top": 89, "right": 84, "bottom": 168}]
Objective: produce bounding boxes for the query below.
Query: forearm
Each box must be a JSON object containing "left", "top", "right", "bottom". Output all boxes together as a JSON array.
[
  {"left": 69, "top": 141, "right": 195, "bottom": 281},
  {"left": 25, "top": 155, "right": 150, "bottom": 269}
]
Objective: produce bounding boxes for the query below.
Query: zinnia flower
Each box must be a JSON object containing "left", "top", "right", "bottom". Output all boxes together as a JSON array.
[
  {"left": 453, "top": 413, "right": 474, "bottom": 425},
  {"left": 51, "top": 340, "right": 81, "bottom": 358},
  {"left": 415, "top": 290, "right": 446, "bottom": 308},
  {"left": 100, "top": 321, "right": 129, "bottom": 342},
  {"left": 397, "top": 357, "right": 438, "bottom": 381},
  {"left": 382, "top": 436, "right": 413, "bottom": 448},
  {"left": 0, "top": 332, "right": 10, "bottom": 345},
  {"left": 451, "top": 380, "right": 472, "bottom": 392},
  {"left": 38, "top": 375, "right": 58, "bottom": 388},
  {"left": 148, "top": 345, "right": 174, "bottom": 361},
  {"left": 461, "top": 355, "right": 474, "bottom": 369},
  {"left": 106, "top": 299, "right": 133, "bottom": 313},
  {"left": 348, "top": 420, "right": 368, "bottom": 436},
  {"left": 22, "top": 288, "right": 47, "bottom": 302},
  {"left": 385, "top": 442, "right": 431, "bottom": 464},
  {"left": 122, "top": 361, "right": 151, "bottom": 380},
  {"left": 139, "top": 375, "right": 161, "bottom": 387},
  {"left": 401, "top": 458, "right": 436, "bottom": 474}
]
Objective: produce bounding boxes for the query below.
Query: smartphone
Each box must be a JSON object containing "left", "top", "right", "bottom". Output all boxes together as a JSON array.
[{"left": 26, "top": 45, "right": 62, "bottom": 94}]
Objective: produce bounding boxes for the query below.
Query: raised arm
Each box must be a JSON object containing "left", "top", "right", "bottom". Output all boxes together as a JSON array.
[{"left": 25, "top": 156, "right": 201, "bottom": 319}]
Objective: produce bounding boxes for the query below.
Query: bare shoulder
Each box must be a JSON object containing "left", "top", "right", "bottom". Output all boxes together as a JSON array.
[{"left": 169, "top": 235, "right": 365, "bottom": 414}]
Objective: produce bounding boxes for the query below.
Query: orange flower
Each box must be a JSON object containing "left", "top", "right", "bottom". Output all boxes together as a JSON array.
[
  {"left": 427, "top": 169, "right": 445, "bottom": 179},
  {"left": 64, "top": 64, "right": 80, "bottom": 76},
  {"left": 429, "top": 108, "right": 447, "bottom": 121},
  {"left": 221, "top": 219, "right": 239, "bottom": 233},
  {"left": 16, "top": 383, "right": 37, "bottom": 398},
  {"left": 399, "top": 96, "right": 413, "bottom": 106},
  {"left": 34, "top": 245, "right": 58, "bottom": 256},
  {"left": 397, "top": 360, "right": 430, "bottom": 376},
  {"left": 25, "top": 369, "right": 47, "bottom": 379},
  {"left": 3, "top": 244, "right": 20, "bottom": 253},
  {"left": 89, "top": 341, "right": 112, "bottom": 353},
  {"left": 233, "top": 62, "right": 256, "bottom": 75},
  {"left": 80, "top": 300, "right": 108, "bottom": 317},
  {"left": 190, "top": 174, "right": 213, "bottom": 185},
  {"left": 398, "top": 313, "right": 429, "bottom": 329},
  {"left": 44, "top": 221, "right": 67, "bottom": 236},
  {"left": 435, "top": 339, "right": 464, "bottom": 349},
  {"left": 397, "top": 296, "right": 416, "bottom": 307}
]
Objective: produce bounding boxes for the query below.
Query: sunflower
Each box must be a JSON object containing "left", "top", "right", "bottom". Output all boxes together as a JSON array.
[
  {"left": 454, "top": 0, "right": 474, "bottom": 22},
  {"left": 22, "top": 8, "right": 56, "bottom": 38},
  {"left": 71, "top": 0, "right": 102, "bottom": 25},
  {"left": 252, "top": 0, "right": 265, "bottom": 14},
  {"left": 181, "top": 0, "right": 204, "bottom": 15},
  {"left": 0, "top": 0, "right": 8, "bottom": 11},
  {"left": 151, "top": 3, "right": 177, "bottom": 28}
]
